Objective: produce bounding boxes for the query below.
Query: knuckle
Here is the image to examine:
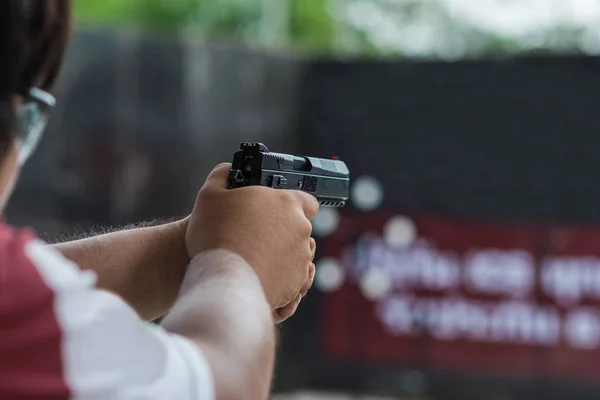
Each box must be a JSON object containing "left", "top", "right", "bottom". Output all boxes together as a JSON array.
[
  {"left": 306, "top": 251, "right": 314, "bottom": 264},
  {"left": 299, "top": 218, "right": 313, "bottom": 236},
  {"left": 301, "top": 194, "right": 319, "bottom": 218},
  {"left": 280, "top": 190, "right": 297, "bottom": 203},
  {"left": 310, "top": 203, "right": 320, "bottom": 219},
  {"left": 238, "top": 185, "right": 273, "bottom": 202},
  {"left": 304, "top": 192, "right": 318, "bottom": 207},
  {"left": 198, "top": 183, "right": 219, "bottom": 198},
  {"left": 196, "top": 187, "right": 212, "bottom": 202},
  {"left": 240, "top": 185, "right": 264, "bottom": 198},
  {"left": 301, "top": 279, "right": 314, "bottom": 296},
  {"left": 277, "top": 190, "right": 299, "bottom": 208},
  {"left": 215, "top": 162, "right": 232, "bottom": 169}
]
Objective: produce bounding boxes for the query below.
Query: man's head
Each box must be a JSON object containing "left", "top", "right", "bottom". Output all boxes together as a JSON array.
[{"left": 0, "top": 0, "right": 70, "bottom": 210}]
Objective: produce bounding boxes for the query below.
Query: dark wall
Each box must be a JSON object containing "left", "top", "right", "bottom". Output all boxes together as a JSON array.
[
  {"left": 276, "top": 55, "right": 600, "bottom": 399},
  {"left": 297, "top": 56, "right": 600, "bottom": 224}
]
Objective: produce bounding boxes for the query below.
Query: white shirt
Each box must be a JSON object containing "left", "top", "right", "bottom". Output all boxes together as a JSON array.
[{"left": 0, "top": 223, "right": 214, "bottom": 400}]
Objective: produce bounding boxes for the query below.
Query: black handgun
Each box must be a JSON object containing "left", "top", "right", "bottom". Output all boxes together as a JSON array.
[{"left": 228, "top": 142, "right": 350, "bottom": 207}]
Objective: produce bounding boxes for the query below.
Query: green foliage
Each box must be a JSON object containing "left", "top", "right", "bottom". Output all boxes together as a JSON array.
[
  {"left": 287, "top": 0, "right": 336, "bottom": 51},
  {"left": 73, "top": 0, "right": 134, "bottom": 25},
  {"left": 73, "top": 0, "right": 339, "bottom": 46},
  {"left": 116, "top": 0, "right": 200, "bottom": 31},
  {"left": 74, "top": 0, "right": 261, "bottom": 34},
  {"left": 73, "top": 0, "right": 594, "bottom": 57}
]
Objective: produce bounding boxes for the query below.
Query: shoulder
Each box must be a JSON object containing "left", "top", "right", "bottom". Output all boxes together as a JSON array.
[
  {"left": 0, "top": 222, "right": 97, "bottom": 313},
  {"left": 0, "top": 222, "right": 89, "bottom": 321},
  {"left": 0, "top": 223, "right": 77, "bottom": 399},
  {"left": 0, "top": 222, "right": 52, "bottom": 293},
  {"left": 0, "top": 223, "right": 215, "bottom": 399}
]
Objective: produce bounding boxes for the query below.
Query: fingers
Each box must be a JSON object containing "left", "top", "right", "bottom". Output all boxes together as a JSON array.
[
  {"left": 273, "top": 268, "right": 314, "bottom": 324},
  {"left": 298, "top": 239, "right": 316, "bottom": 299},
  {"left": 290, "top": 191, "right": 320, "bottom": 220},
  {"left": 202, "top": 163, "right": 233, "bottom": 190},
  {"left": 273, "top": 261, "right": 315, "bottom": 324},
  {"left": 299, "top": 262, "right": 315, "bottom": 299},
  {"left": 274, "top": 239, "right": 316, "bottom": 323},
  {"left": 273, "top": 294, "right": 302, "bottom": 324}
]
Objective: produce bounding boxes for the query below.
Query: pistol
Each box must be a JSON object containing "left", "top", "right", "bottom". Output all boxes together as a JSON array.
[{"left": 228, "top": 142, "right": 350, "bottom": 207}]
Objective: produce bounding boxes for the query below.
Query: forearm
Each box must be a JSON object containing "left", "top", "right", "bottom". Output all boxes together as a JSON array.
[
  {"left": 53, "top": 219, "right": 190, "bottom": 321},
  {"left": 162, "top": 249, "right": 275, "bottom": 400}
]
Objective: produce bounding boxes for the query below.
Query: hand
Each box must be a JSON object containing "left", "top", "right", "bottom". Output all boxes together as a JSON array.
[
  {"left": 186, "top": 163, "right": 319, "bottom": 323},
  {"left": 272, "top": 238, "right": 316, "bottom": 322}
]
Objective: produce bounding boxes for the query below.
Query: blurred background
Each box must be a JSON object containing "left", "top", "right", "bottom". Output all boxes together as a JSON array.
[{"left": 10, "top": 0, "right": 600, "bottom": 399}]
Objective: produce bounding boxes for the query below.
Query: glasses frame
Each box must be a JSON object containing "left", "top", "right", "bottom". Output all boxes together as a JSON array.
[
  {"left": 16, "top": 88, "right": 56, "bottom": 164},
  {"left": 25, "top": 88, "right": 56, "bottom": 115}
]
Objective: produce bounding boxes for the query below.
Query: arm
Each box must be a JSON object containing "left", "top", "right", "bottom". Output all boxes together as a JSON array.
[
  {"left": 162, "top": 249, "right": 275, "bottom": 400},
  {"left": 10, "top": 239, "right": 275, "bottom": 400},
  {"left": 52, "top": 218, "right": 190, "bottom": 321}
]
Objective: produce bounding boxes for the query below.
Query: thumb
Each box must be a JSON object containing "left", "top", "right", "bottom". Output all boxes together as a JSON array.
[{"left": 202, "top": 163, "right": 232, "bottom": 191}]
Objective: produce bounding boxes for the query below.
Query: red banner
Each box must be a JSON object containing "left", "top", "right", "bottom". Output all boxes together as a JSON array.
[{"left": 320, "top": 212, "right": 600, "bottom": 380}]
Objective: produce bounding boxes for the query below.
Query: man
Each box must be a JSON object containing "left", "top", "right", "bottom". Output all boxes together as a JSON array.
[{"left": 0, "top": 2, "right": 318, "bottom": 399}]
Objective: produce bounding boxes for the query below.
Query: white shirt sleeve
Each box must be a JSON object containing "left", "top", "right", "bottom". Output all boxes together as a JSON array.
[{"left": 25, "top": 239, "right": 214, "bottom": 400}]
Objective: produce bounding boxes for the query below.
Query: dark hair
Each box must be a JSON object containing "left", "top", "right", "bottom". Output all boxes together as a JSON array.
[{"left": 0, "top": 0, "right": 71, "bottom": 155}]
